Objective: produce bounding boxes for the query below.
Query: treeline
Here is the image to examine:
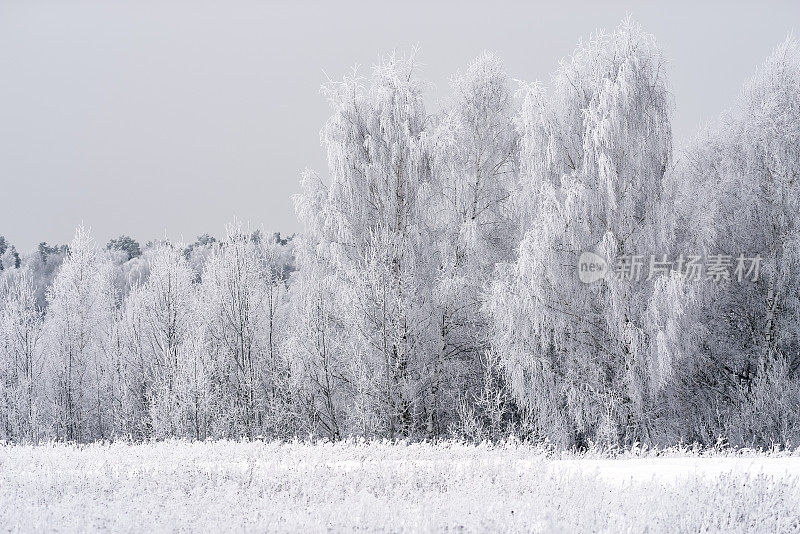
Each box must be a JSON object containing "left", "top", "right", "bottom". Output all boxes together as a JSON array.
[
  {"left": 2, "top": 19, "right": 800, "bottom": 448},
  {"left": 0, "top": 227, "right": 295, "bottom": 442}
]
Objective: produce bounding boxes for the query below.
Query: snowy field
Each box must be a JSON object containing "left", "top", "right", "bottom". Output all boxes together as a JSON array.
[{"left": 2, "top": 441, "right": 800, "bottom": 533}]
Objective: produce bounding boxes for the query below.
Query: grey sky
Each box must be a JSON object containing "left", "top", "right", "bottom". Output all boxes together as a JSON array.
[{"left": 1, "top": 0, "right": 798, "bottom": 251}]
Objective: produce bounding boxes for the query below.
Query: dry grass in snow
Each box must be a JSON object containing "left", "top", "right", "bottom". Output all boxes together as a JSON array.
[{"left": 1, "top": 440, "right": 800, "bottom": 533}]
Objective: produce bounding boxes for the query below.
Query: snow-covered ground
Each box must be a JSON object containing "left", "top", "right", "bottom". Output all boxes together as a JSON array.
[
  {"left": 548, "top": 456, "right": 800, "bottom": 484},
  {"left": 1, "top": 441, "right": 799, "bottom": 532}
]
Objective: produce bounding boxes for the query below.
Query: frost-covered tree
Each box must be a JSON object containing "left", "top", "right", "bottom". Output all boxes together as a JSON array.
[
  {"left": 183, "top": 234, "right": 217, "bottom": 279},
  {"left": 490, "top": 19, "right": 673, "bottom": 447},
  {"left": 0, "top": 268, "right": 44, "bottom": 442},
  {"left": 173, "top": 317, "right": 213, "bottom": 440},
  {"left": 0, "top": 236, "right": 21, "bottom": 271},
  {"left": 106, "top": 235, "right": 142, "bottom": 261},
  {"left": 659, "top": 35, "right": 800, "bottom": 445},
  {"left": 293, "top": 52, "right": 439, "bottom": 438},
  {"left": 116, "top": 243, "right": 197, "bottom": 438},
  {"left": 287, "top": 170, "right": 354, "bottom": 439},
  {"left": 41, "top": 227, "right": 117, "bottom": 441},
  {"left": 28, "top": 243, "right": 69, "bottom": 309},
  {"left": 426, "top": 51, "right": 520, "bottom": 434},
  {"left": 198, "top": 223, "right": 291, "bottom": 438}
]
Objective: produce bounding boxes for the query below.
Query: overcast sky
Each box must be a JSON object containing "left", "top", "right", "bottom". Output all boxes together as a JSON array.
[{"left": 1, "top": 0, "right": 798, "bottom": 250}]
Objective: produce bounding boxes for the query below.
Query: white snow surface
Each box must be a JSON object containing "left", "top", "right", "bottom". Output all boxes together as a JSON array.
[
  {"left": 548, "top": 456, "right": 800, "bottom": 484},
  {"left": 2, "top": 441, "right": 799, "bottom": 533}
]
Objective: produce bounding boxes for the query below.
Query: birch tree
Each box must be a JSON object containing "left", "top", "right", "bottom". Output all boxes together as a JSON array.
[
  {"left": 426, "top": 51, "right": 520, "bottom": 434},
  {"left": 117, "top": 243, "right": 197, "bottom": 438},
  {"left": 0, "top": 268, "right": 44, "bottom": 442},
  {"left": 294, "top": 51, "right": 439, "bottom": 437},
  {"left": 661, "top": 35, "right": 800, "bottom": 445},
  {"left": 198, "top": 223, "right": 290, "bottom": 438},
  {"left": 490, "top": 19, "right": 673, "bottom": 447},
  {"left": 42, "top": 227, "right": 117, "bottom": 441}
]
